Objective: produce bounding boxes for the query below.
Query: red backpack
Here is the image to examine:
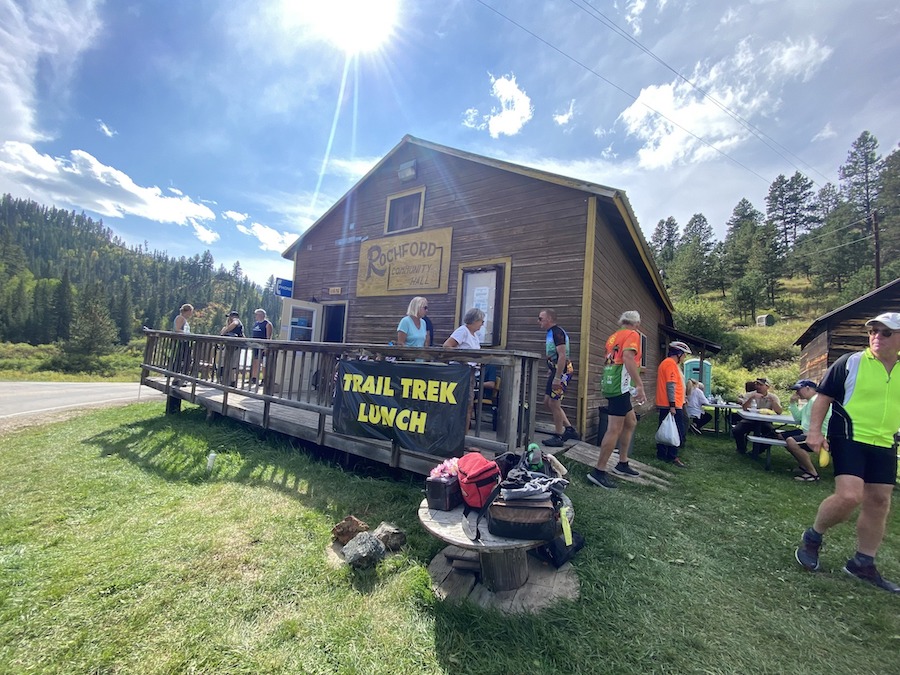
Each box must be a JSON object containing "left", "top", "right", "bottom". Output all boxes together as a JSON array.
[{"left": 457, "top": 452, "right": 501, "bottom": 509}]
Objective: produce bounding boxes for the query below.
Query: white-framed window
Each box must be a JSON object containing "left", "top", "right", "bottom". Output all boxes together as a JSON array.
[{"left": 384, "top": 187, "right": 425, "bottom": 234}]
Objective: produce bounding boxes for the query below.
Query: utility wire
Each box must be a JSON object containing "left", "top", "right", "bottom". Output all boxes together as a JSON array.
[
  {"left": 794, "top": 215, "right": 870, "bottom": 244},
  {"left": 473, "top": 0, "right": 771, "bottom": 184},
  {"left": 792, "top": 233, "right": 874, "bottom": 258},
  {"left": 568, "top": 0, "right": 834, "bottom": 186}
]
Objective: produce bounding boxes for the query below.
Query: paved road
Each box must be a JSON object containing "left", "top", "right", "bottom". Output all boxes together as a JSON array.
[{"left": 0, "top": 382, "right": 165, "bottom": 420}]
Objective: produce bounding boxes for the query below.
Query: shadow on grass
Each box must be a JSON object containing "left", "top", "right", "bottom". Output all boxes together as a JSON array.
[{"left": 83, "top": 405, "right": 439, "bottom": 581}]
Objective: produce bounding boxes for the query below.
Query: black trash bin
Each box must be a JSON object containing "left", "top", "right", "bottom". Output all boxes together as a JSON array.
[{"left": 596, "top": 406, "right": 638, "bottom": 454}]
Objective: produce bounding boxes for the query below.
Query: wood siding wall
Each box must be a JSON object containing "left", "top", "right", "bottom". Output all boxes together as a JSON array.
[
  {"left": 799, "top": 287, "right": 900, "bottom": 382},
  {"left": 290, "top": 144, "right": 667, "bottom": 434}
]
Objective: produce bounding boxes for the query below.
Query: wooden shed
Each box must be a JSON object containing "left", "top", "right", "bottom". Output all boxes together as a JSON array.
[
  {"left": 281, "top": 135, "right": 679, "bottom": 437},
  {"left": 794, "top": 278, "right": 900, "bottom": 382}
]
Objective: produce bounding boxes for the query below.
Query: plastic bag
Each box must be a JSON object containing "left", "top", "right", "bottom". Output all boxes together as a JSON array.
[{"left": 655, "top": 413, "right": 680, "bottom": 446}]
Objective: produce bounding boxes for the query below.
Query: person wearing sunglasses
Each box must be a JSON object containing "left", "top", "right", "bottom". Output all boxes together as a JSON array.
[
  {"left": 795, "top": 312, "right": 900, "bottom": 593},
  {"left": 397, "top": 297, "right": 428, "bottom": 348}
]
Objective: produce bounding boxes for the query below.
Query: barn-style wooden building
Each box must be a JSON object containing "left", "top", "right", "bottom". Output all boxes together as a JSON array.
[
  {"left": 281, "top": 135, "right": 680, "bottom": 438},
  {"left": 795, "top": 278, "right": 900, "bottom": 382}
]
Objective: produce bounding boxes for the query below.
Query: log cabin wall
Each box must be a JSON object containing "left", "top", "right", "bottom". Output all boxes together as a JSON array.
[{"left": 799, "top": 331, "right": 829, "bottom": 383}]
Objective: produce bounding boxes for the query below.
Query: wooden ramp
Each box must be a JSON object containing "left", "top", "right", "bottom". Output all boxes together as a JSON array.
[{"left": 562, "top": 441, "right": 673, "bottom": 490}]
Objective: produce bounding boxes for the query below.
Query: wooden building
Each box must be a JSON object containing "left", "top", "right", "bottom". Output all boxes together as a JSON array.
[
  {"left": 794, "top": 278, "right": 900, "bottom": 382},
  {"left": 282, "top": 135, "right": 684, "bottom": 438}
]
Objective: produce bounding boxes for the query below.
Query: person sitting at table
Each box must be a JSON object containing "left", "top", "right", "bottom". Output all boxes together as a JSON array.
[
  {"left": 685, "top": 379, "right": 712, "bottom": 434},
  {"left": 779, "top": 379, "right": 832, "bottom": 482},
  {"left": 732, "top": 377, "right": 783, "bottom": 455}
]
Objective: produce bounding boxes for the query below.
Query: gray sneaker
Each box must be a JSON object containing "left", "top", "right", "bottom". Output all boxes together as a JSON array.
[
  {"left": 587, "top": 469, "right": 618, "bottom": 489},
  {"left": 561, "top": 426, "right": 581, "bottom": 442},
  {"left": 613, "top": 461, "right": 639, "bottom": 477},
  {"left": 795, "top": 531, "right": 821, "bottom": 571},
  {"left": 542, "top": 435, "right": 565, "bottom": 447},
  {"left": 843, "top": 559, "right": 900, "bottom": 593}
]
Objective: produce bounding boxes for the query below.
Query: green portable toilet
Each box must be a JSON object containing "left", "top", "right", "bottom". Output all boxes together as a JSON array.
[{"left": 684, "top": 358, "right": 712, "bottom": 391}]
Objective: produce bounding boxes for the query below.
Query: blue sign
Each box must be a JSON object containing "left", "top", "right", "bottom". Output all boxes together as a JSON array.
[{"left": 275, "top": 278, "right": 293, "bottom": 298}]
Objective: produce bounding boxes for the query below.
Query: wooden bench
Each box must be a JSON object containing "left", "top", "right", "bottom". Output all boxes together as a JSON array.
[{"left": 746, "top": 435, "right": 787, "bottom": 471}]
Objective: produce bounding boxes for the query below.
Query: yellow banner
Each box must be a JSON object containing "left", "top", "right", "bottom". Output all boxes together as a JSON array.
[{"left": 356, "top": 227, "right": 452, "bottom": 297}]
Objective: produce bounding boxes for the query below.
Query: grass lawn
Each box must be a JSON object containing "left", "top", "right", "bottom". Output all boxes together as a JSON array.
[{"left": 1, "top": 403, "right": 897, "bottom": 674}]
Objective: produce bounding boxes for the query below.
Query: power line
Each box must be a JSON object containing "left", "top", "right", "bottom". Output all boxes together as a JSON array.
[
  {"left": 473, "top": 0, "right": 772, "bottom": 184},
  {"left": 793, "top": 233, "right": 874, "bottom": 258},
  {"left": 795, "top": 215, "right": 870, "bottom": 244},
  {"left": 567, "top": 0, "right": 834, "bottom": 186}
]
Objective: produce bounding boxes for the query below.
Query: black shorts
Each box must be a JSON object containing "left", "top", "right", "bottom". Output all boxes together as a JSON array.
[
  {"left": 606, "top": 392, "right": 633, "bottom": 417},
  {"left": 780, "top": 428, "right": 812, "bottom": 452},
  {"left": 831, "top": 437, "right": 898, "bottom": 485}
]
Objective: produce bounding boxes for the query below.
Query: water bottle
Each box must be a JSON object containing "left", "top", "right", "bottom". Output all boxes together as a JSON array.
[
  {"left": 526, "top": 442, "right": 544, "bottom": 472},
  {"left": 750, "top": 398, "right": 758, "bottom": 411}
]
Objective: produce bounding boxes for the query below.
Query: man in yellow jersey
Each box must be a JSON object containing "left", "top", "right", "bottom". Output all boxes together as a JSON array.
[{"left": 795, "top": 312, "right": 900, "bottom": 593}]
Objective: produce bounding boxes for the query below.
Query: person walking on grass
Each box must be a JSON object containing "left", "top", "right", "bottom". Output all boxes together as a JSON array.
[
  {"left": 588, "top": 310, "right": 645, "bottom": 489},
  {"left": 795, "top": 312, "right": 900, "bottom": 593},
  {"left": 655, "top": 341, "right": 691, "bottom": 467},
  {"left": 538, "top": 309, "right": 580, "bottom": 448}
]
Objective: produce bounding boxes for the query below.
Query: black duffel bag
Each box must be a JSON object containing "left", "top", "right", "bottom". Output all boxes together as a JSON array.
[{"left": 487, "top": 495, "right": 559, "bottom": 541}]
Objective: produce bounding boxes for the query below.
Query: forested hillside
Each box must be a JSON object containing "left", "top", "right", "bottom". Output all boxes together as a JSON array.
[
  {"left": 650, "top": 131, "right": 900, "bottom": 324},
  {"left": 0, "top": 194, "right": 282, "bottom": 347}
]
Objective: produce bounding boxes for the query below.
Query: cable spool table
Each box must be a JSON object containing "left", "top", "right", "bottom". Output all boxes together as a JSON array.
[{"left": 417, "top": 494, "right": 573, "bottom": 592}]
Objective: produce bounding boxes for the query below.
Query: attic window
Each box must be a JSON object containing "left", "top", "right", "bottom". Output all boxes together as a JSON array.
[{"left": 385, "top": 187, "right": 425, "bottom": 234}]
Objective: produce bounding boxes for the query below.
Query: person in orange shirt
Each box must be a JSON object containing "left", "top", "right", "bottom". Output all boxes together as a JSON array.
[{"left": 655, "top": 341, "right": 692, "bottom": 467}]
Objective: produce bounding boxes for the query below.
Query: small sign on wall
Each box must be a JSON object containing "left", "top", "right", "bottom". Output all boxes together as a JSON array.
[{"left": 328, "top": 287, "right": 342, "bottom": 295}]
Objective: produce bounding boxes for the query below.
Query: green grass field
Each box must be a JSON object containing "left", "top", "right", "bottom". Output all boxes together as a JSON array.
[{"left": 1, "top": 402, "right": 897, "bottom": 674}]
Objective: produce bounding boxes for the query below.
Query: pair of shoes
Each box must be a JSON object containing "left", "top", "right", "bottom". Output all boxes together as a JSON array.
[
  {"left": 690, "top": 423, "right": 702, "bottom": 435},
  {"left": 561, "top": 426, "right": 580, "bottom": 442},
  {"left": 671, "top": 457, "right": 687, "bottom": 468},
  {"left": 586, "top": 469, "right": 618, "bottom": 489},
  {"left": 613, "top": 461, "right": 640, "bottom": 477},
  {"left": 542, "top": 435, "right": 565, "bottom": 447},
  {"left": 795, "top": 531, "right": 822, "bottom": 571},
  {"left": 794, "top": 472, "right": 820, "bottom": 482},
  {"left": 842, "top": 559, "right": 900, "bottom": 593}
]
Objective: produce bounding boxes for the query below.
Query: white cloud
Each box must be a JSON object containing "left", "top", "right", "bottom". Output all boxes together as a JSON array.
[
  {"left": 168, "top": 187, "right": 183, "bottom": 196},
  {"left": 0, "top": 141, "right": 216, "bottom": 225},
  {"left": 328, "top": 156, "right": 380, "bottom": 179},
  {"left": 812, "top": 123, "right": 837, "bottom": 142},
  {"left": 222, "top": 210, "right": 249, "bottom": 223},
  {"left": 593, "top": 126, "right": 612, "bottom": 139},
  {"left": 624, "top": 0, "right": 648, "bottom": 36},
  {"left": 236, "top": 221, "right": 297, "bottom": 252},
  {"left": 618, "top": 35, "right": 833, "bottom": 169},
  {"left": 553, "top": 100, "right": 575, "bottom": 126},
  {"left": 0, "top": 1, "right": 103, "bottom": 144},
  {"left": 486, "top": 74, "right": 533, "bottom": 138},
  {"left": 462, "top": 74, "right": 533, "bottom": 139},
  {"left": 96, "top": 119, "right": 117, "bottom": 137},
  {"left": 190, "top": 219, "right": 219, "bottom": 244},
  {"left": 601, "top": 144, "right": 618, "bottom": 160},
  {"left": 762, "top": 37, "right": 832, "bottom": 83}
]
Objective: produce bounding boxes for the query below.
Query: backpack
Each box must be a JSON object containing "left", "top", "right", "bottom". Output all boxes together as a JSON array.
[{"left": 457, "top": 452, "right": 500, "bottom": 509}]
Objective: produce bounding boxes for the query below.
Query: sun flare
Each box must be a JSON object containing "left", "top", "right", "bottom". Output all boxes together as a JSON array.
[{"left": 281, "top": 0, "right": 400, "bottom": 55}]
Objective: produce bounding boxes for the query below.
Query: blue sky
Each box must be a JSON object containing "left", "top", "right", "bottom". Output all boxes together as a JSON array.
[{"left": 2, "top": 0, "right": 899, "bottom": 286}]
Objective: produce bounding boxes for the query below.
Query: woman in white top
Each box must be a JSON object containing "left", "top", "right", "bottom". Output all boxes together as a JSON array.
[
  {"left": 685, "top": 379, "right": 712, "bottom": 434},
  {"left": 397, "top": 297, "right": 428, "bottom": 347},
  {"left": 443, "top": 308, "right": 485, "bottom": 431},
  {"left": 172, "top": 303, "right": 193, "bottom": 386}
]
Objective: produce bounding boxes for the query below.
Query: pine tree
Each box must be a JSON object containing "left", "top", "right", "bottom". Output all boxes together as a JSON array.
[
  {"left": 649, "top": 217, "right": 679, "bottom": 274},
  {"left": 66, "top": 282, "right": 117, "bottom": 357},
  {"left": 55, "top": 268, "right": 75, "bottom": 341},
  {"left": 839, "top": 131, "right": 882, "bottom": 219},
  {"left": 875, "top": 145, "right": 900, "bottom": 270},
  {"left": 668, "top": 213, "right": 714, "bottom": 296}
]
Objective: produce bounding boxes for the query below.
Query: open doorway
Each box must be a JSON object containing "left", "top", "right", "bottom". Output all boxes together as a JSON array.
[{"left": 322, "top": 303, "right": 347, "bottom": 343}]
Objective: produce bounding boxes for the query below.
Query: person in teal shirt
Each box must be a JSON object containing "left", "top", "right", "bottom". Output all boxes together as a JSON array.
[
  {"left": 397, "top": 297, "right": 428, "bottom": 348},
  {"left": 779, "top": 379, "right": 831, "bottom": 482}
]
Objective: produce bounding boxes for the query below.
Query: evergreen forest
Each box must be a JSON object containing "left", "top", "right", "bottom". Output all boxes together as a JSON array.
[
  {"left": 0, "top": 194, "right": 283, "bottom": 357},
  {"left": 650, "top": 130, "right": 900, "bottom": 328}
]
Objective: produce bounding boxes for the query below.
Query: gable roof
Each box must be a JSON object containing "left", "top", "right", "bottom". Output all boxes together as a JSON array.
[
  {"left": 794, "top": 277, "right": 900, "bottom": 346},
  {"left": 282, "top": 134, "right": 672, "bottom": 312}
]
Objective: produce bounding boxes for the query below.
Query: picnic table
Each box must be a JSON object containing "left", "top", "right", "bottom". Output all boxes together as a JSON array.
[
  {"left": 736, "top": 408, "right": 798, "bottom": 470},
  {"left": 704, "top": 402, "right": 742, "bottom": 434},
  {"left": 418, "top": 495, "right": 573, "bottom": 592}
]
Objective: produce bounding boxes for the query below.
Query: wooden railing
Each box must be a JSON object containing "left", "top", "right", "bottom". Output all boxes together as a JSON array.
[{"left": 141, "top": 330, "right": 542, "bottom": 471}]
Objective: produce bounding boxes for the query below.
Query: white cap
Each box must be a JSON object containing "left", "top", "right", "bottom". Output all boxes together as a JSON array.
[{"left": 865, "top": 312, "right": 900, "bottom": 330}]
